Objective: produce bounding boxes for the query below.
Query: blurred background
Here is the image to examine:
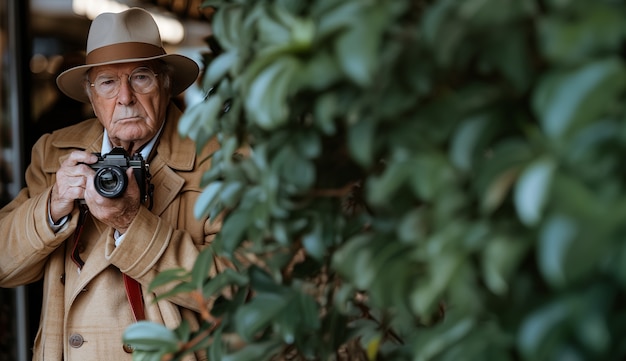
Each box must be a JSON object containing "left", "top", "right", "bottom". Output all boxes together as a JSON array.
[{"left": 0, "top": 1, "right": 212, "bottom": 359}]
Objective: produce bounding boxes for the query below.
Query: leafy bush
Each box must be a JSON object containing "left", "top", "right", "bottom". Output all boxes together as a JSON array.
[{"left": 124, "top": 0, "right": 626, "bottom": 360}]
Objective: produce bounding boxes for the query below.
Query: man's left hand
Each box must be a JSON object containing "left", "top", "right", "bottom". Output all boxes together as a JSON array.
[{"left": 83, "top": 167, "right": 141, "bottom": 234}]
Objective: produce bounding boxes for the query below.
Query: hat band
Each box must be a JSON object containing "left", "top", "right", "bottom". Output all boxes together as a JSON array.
[{"left": 86, "top": 42, "right": 166, "bottom": 65}]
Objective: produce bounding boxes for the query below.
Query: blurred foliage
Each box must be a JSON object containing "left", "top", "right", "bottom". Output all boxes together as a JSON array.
[{"left": 124, "top": 0, "right": 626, "bottom": 360}]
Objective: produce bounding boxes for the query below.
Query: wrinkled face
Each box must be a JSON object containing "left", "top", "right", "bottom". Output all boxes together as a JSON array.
[{"left": 87, "top": 60, "right": 170, "bottom": 151}]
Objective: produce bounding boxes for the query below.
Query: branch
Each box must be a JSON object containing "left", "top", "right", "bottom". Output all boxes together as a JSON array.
[
  {"left": 309, "top": 182, "right": 358, "bottom": 198},
  {"left": 162, "top": 319, "right": 223, "bottom": 361}
]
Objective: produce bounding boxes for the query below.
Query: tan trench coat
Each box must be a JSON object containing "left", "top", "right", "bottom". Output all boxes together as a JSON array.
[{"left": 0, "top": 103, "right": 220, "bottom": 360}]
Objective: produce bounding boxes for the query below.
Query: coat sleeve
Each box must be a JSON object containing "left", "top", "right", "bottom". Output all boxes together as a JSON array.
[
  {"left": 104, "top": 206, "right": 221, "bottom": 311},
  {"left": 0, "top": 134, "right": 79, "bottom": 287}
]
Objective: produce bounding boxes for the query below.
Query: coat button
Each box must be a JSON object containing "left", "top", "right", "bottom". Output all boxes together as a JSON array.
[
  {"left": 69, "top": 334, "right": 84, "bottom": 348},
  {"left": 122, "top": 343, "right": 134, "bottom": 353},
  {"left": 60, "top": 273, "right": 65, "bottom": 285}
]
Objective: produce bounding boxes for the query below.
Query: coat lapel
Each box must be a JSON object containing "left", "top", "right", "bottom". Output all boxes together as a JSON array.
[
  {"left": 147, "top": 156, "right": 185, "bottom": 216},
  {"left": 145, "top": 104, "right": 197, "bottom": 215},
  {"left": 65, "top": 217, "right": 111, "bottom": 304}
]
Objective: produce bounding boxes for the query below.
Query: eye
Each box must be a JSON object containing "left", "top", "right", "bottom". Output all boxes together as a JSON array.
[
  {"left": 133, "top": 74, "right": 150, "bottom": 81},
  {"left": 131, "top": 69, "right": 154, "bottom": 81},
  {"left": 95, "top": 76, "right": 117, "bottom": 87}
]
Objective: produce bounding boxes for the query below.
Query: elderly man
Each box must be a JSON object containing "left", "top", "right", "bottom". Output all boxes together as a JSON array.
[{"left": 0, "top": 8, "right": 219, "bottom": 360}]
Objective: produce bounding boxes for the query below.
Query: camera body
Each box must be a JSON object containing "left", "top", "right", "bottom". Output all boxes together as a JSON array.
[{"left": 88, "top": 147, "right": 151, "bottom": 201}]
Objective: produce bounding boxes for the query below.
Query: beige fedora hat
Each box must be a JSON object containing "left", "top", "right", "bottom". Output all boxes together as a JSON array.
[{"left": 56, "top": 7, "right": 199, "bottom": 103}]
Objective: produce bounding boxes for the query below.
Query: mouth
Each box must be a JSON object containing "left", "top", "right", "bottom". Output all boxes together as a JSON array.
[{"left": 117, "top": 116, "right": 143, "bottom": 122}]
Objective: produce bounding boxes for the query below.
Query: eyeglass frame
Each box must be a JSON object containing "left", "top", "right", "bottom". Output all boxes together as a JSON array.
[{"left": 86, "top": 66, "right": 161, "bottom": 99}]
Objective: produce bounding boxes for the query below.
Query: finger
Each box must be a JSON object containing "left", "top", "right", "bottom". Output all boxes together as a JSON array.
[
  {"left": 63, "top": 151, "right": 99, "bottom": 167},
  {"left": 66, "top": 174, "right": 88, "bottom": 187}
]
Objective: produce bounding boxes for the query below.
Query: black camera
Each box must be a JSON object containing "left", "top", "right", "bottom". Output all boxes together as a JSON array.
[{"left": 88, "top": 147, "right": 151, "bottom": 201}]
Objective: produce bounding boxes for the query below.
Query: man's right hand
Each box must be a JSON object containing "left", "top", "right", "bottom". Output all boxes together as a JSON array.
[{"left": 50, "top": 151, "right": 98, "bottom": 223}]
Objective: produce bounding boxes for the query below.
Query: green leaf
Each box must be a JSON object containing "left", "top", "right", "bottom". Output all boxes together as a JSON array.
[
  {"left": 421, "top": 0, "right": 455, "bottom": 45},
  {"left": 153, "top": 282, "right": 196, "bottom": 302},
  {"left": 174, "top": 319, "right": 191, "bottom": 342},
  {"left": 413, "top": 316, "right": 475, "bottom": 360},
  {"left": 203, "top": 269, "right": 249, "bottom": 299},
  {"left": 297, "top": 291, "right": 321, "bottom": 331},
  {"left": 248, "top": 266, "right": 282, "bottom": 293},
  {"left": 518, "top": 300, "right": 571, "bottom": 359},
  {"left": 538, "top": 4, "right": 626, "bottom": 64},
  {"left": 366, "top": 156, "right": 412, "bottom": 206},
  {"left": 347, "top": 116, "right": 376, "bottom": 167},
  {"left": 279, "top": 149, "right": 315, "bottom": 192},
  {"left": 514, "top": 157, "right": 556, "bottom": 227},
  {"left": 476, "top": 139, "right": 532, "bottom": 214},
  {"left": 409, "top": 153, "right": 457, "bottom": 201},
  {"left": 194, "top": 181, "right": 223, "bottom": 219},
  {"left": 313, "top": 93, "right": 338, "bottom": 135},
  {"left": 533, "top": 58, "right": 626, "bottom": 140},
  {"left": 244, "top": 56, "right": 301, "bottom": 129},
  {"left": 192, "top": 247, "right": 215, "bottom": 290},
  {"left": 301, "top": 222, "right": 326, "bottom": 261},
  {"left": 481, "top": 26, "right": 532, "bottom": 92},
  {"left": 221, "top": 340, "right": 282, "bottom": 361},
  {"left": 367, "top": 241, "right": 413, "bottom": 310},
  {"left": 314, "top": 1, "right": 362, "bottom": 39},
  {"left": 210, "top": 4, "right": 244, "bottom": 51},
  {"left": 208, "top": 327, "right": 225, "bottom": 361},
  {"left": 219, "top": 181, "right": 245, "bottom": 208},
  {"left": 296, "top": 50, "right": 342, "bottom": 91},
  {"left": 276, "top": 8, "right": 315, "bottom": 51},
  {"left": 220, "top": 210, "right": 251, "bottom": 253},
  {"left": 576, "top": 311, "right": 610, "bottom": 354},
  {"left": 293, "top": 131, "right": 322, "bottom": 159},
  {"left": 256, "top": 6, "right": 291, "bottom": 46},
  {"left": 538, "top": 214, "right": 577, "bottom": 288},
  {"left": 127, "top": 350, "right": 167, "bottom": 361},
  {"left": 481, "top": 236, "right": 528, "bottom": 295},
  {"left": 123, "top": 321, "right": 179, "bottom": 352},
  {"left": 450, "top": 114, "right": 489, "bottom": 172},
  {"left": 234, "top": 293, "right": 288, "bottom": 341},
  {"left": 334, "top": 8, "right": 382, "bottom": 86},
  {"left": 205, "top": 50, "right": 239, "bottom": 88},
  {"left": 397, "top": 208, "right": 428, "bottom": 243},
  {"left": 148, "top": 268, "right": 189, "bottom": 293},
  {"left": 332, "top": 233, "right": 377, "bottom": 288},
  {"left": 178, "top": 99, "right": 211, "bottom": 140},
  {"left": 411, "top": 252, "right": 464, "bottom": 316},
  {"left": 421, "top": 0, "right": 465, "bottom": 66}
]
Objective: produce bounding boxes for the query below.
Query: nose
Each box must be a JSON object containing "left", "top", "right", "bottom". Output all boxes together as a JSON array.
[{"left": 116, "top": 77, "right": 136, "bottom": 105}]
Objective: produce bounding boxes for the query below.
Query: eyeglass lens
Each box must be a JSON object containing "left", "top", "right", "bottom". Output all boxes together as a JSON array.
[{"left": 91, "top": 67, "right": 158, "bottom": 98}]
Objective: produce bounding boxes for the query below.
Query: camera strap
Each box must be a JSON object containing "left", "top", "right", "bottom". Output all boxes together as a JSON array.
[
  {"left": 70, "top": 204, "right": 90, "bottom": 270},
  {"left": 123, "top": 274, "right": 146, "bottom": 322}
]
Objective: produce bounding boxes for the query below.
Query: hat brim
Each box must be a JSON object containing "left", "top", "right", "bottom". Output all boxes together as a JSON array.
[{"left": 56, "top": 53, "right": 200, "bottom": 103}]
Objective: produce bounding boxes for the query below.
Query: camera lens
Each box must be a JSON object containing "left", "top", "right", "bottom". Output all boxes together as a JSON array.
[{"left": 94, "top": 166, "right": 128, "bottom": 198}]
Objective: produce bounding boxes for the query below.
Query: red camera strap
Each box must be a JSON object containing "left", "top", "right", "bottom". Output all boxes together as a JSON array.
[
  {"left": 70, "top": 205, "right": 89, "bottom": 269},
  {"left": 123, "top": 273, "right": 146, "bottom": 322}
]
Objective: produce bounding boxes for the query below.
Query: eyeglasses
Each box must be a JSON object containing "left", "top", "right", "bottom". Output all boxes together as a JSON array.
[{"left": 89, "top": 67, "right": 159, "bottom": 98}]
